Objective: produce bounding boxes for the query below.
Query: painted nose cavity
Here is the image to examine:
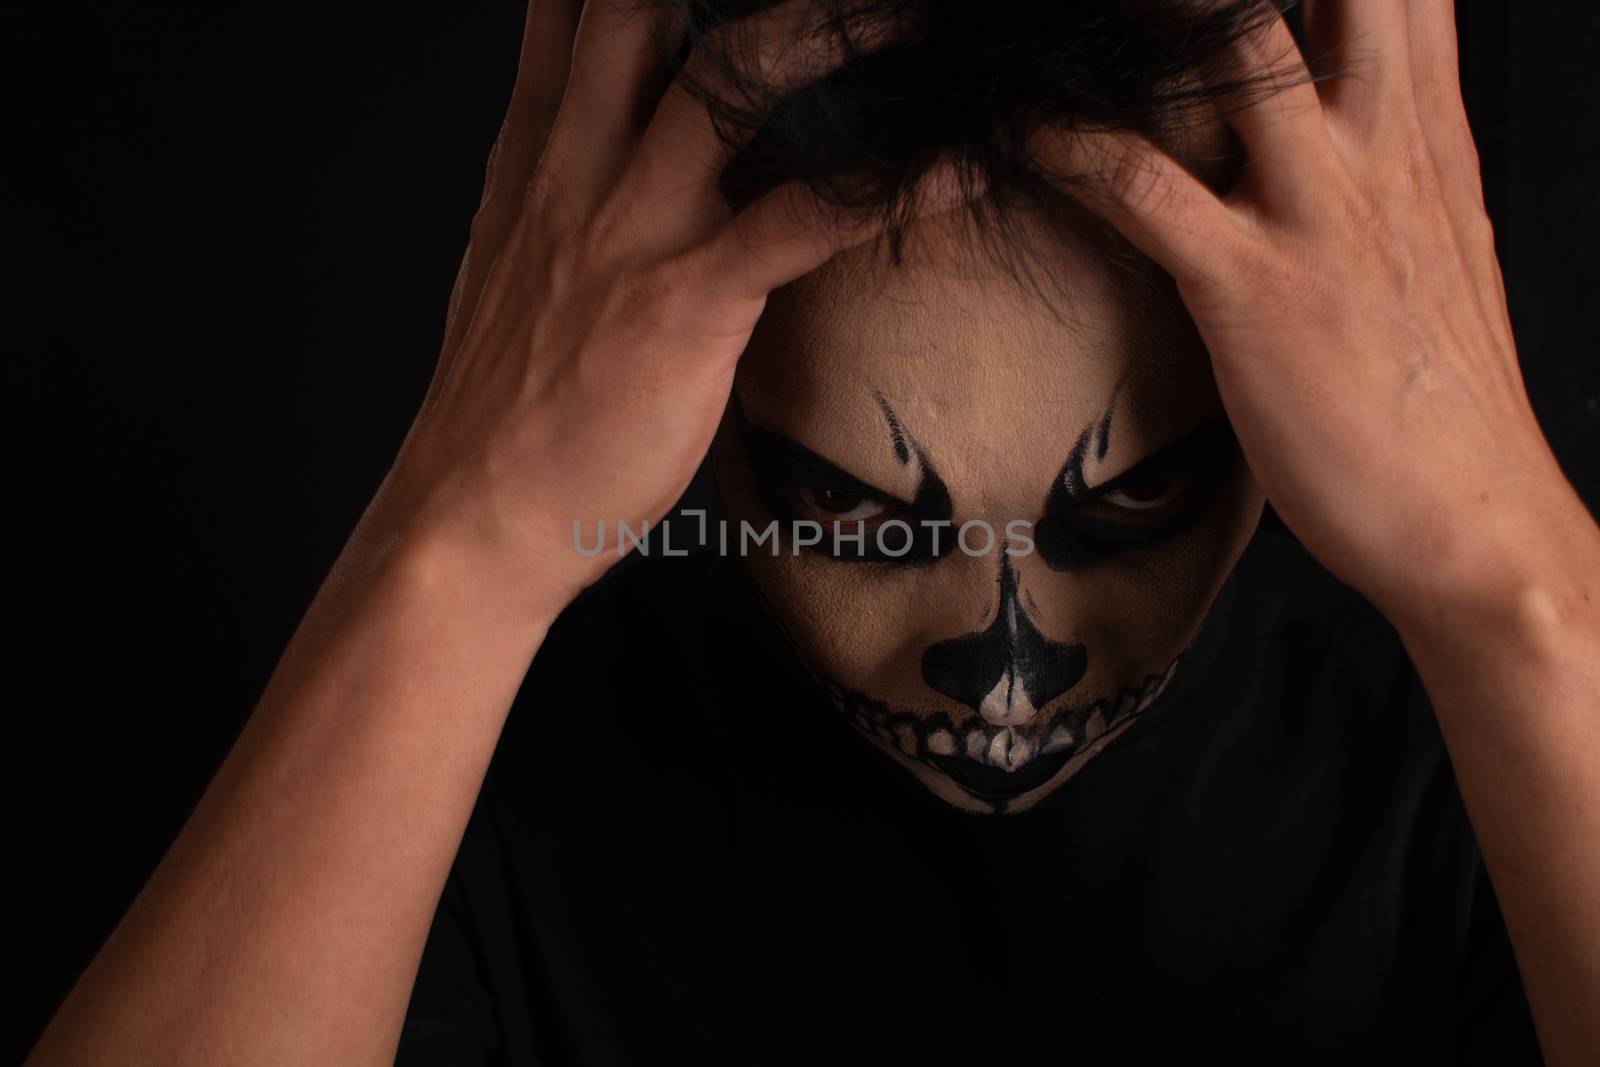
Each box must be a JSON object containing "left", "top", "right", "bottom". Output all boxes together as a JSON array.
[{"left": 919, "top": 555, "right": 1087, "bottom": 727}]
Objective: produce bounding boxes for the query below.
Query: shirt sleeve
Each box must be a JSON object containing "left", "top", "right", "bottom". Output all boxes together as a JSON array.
[
  {"left": 393, "top": 870, "right": 501, "bottom": 1067},
  {"left": 1448, "top": 860, "right": 1543, "bottom": 1065}
]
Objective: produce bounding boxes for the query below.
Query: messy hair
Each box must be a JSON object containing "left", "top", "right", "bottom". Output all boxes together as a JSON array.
[{"left": 636, "top": 0, "right": 1322, "bottom": 304}]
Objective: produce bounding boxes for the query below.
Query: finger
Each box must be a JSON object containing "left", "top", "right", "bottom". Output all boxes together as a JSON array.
[
  {"left": 1301, "top": 0, "right": 1415, "bottom": 137},
  {"left": 1027, "top": 124, "right": 1246, "bottom": 292},
  {"left": 1406, "top": 0, "right": 1487, "bottom": 219},
  {"left": 619, "top": 0, "right": 905, "bottom": 247},
  {"left": 1211, "top": 6, "right": 1342, "bottom": 205},
  {"left": 1406, "top": 0, "right": 1514, "bottom": 351},
  {"left": 440, "top": 0, "right": 583, "bottom": 374},
  {"left": 538, "top": 0, "right": 687, "bottom": 216},
  {"left": 491, "top": 0, "right": 586, "bottom": 209},
  {"left": 700, "top": 162, "right": 979, "bottom": 303}
]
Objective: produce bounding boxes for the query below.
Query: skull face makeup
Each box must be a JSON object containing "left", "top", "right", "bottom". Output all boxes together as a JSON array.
[{"left": 711, "top": 202, "right": 1264, "bottom": 815}]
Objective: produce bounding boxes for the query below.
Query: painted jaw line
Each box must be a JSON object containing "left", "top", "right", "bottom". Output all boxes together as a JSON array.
[{"left": 817, "top": 654, "right": 1183, "bottom": 805}]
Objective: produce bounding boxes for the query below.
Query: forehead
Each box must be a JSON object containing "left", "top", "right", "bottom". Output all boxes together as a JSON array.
[{"left": 735, "top": 207, "right": 1221, "bottom": 504}]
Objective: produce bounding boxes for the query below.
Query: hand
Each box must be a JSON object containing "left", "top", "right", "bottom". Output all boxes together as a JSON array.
[
  {"left": 383, "top": 0, "right": 965, "bottom": 615},
  {"left": 1033, "top": 1, "right": 1582, "bottom": 618}
]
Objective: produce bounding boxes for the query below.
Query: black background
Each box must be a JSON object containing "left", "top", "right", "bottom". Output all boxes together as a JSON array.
[{"left": 2, "top": 3, "right": 1596, "bottom": 1060}]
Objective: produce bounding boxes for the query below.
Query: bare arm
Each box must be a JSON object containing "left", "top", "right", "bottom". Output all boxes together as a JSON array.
[
  {"left": 1033, "top": 2, "right": 1600, "bottom": 1060},
  {"left": 1390, "top": 486, "right": 1600, "bottom": 1064},
  {"left": 23, "top": 494, "right": 559, "bottom": 1066},
  {"left": 23, "top": 1, "right": 967, "bottom": 1063}
]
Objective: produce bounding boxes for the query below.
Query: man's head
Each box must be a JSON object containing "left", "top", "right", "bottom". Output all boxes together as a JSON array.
[
  {"left": 712, "top": 203, "right": 1263, "bottom": 814},
  {"left": 668, "top": 0, "right": 1294, "bottom": 811}
]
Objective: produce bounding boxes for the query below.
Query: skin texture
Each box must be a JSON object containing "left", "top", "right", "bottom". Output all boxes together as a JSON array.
[
  {"left": 23, "top": 2, "right": 1600, "bottom": 1065},
  {"left": 1029, "top": 5, "right": 1600, "bottom": 1059},
  {"left": 712, "top": 206, "right": 1264, "bottom": 813}
]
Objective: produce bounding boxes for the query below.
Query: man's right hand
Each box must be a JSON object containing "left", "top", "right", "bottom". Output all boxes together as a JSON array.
[{"left": 381, "top": 0, "right": 969, "bottom": 620}]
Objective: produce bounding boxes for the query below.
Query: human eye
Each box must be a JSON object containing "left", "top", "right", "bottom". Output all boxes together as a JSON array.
[
  {"left": 794, "top": 486, "right": 889, "bottom": 522},
  {"left": 1078, "top": 475, "right": 1199, "bottom": 521},
  {"left": 1036, "top": 475, "right": 1215, "bottom": 567},
  {"left": 1034, "top": 418, "right": 1237, "bottom": 568},
  {"left": 783, "top": 485, "right": 947, "bottom": 564},
  {"left": 1067, "top": 473, "right": 1210, "bottom": 538},
  {"left": 734, "top": 429, "right": 936, "bottom": 563}
]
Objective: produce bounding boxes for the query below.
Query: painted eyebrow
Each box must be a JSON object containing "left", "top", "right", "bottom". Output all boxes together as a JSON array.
[
  {"left": 730, "top": 395, "right": 915, "bottom": 508},
  {"left": 874, "top": 390, "right": 913, "bottom": 467}
]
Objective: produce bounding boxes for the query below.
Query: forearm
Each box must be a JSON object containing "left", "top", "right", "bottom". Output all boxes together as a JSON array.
[
  {"left": 26, "top": 488, "right": 562, "bottom": 1067},
  {"left": 1387, "top": 486, "right": 1600, "bottom": 1067}
]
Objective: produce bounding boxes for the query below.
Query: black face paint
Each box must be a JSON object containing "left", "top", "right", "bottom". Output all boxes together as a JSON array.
[
  {"left": 920, "top": 551, "right": 1088, "bottom": 718},
  {"left": 819, "top": 654, "right": 1184, "bottom": 813},
  {"left": 726, "top": 386, "right": 1230, "bottom": 813},
  {"left": 1034, "top": 413, "right": 1239, "bottom": 570},
  {"left": 732, "top": 392, "right": 953, "bottom": 565},
  {"left": 874, "top": 390, "right": 912, "bottom": 467}
]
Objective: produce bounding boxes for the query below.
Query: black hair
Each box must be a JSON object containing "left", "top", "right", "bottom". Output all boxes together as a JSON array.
[{"left": 636, "top": 0, "right": 1324, "bottom": 306}]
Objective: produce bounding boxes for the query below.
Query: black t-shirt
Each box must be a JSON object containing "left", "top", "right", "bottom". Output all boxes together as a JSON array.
[{"left": 394, "top": 527, "right": 1541, "bottom": 1065}]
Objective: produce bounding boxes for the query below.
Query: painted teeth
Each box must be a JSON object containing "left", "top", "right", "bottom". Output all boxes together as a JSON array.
[
  {"left": 987, "top": 728, "right": 1035, "bottom": 771},
  {"left": 1042, "top": 724, "right": 1075, "bottom": 753},
  {"left": 964, "top": 730, "right": 988, "bottom": 761},
  {"left": 822, "top": 657, "right": 1182, "bottom": 777}
]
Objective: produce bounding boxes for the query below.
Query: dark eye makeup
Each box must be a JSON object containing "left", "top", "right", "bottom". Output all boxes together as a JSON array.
[
  {"left": 732, "top": 400, "right": 954, "bottom": 564},
  {"left": 1033, "top": 414, "right": 1239, "bottom": 569},
  {"left": 734, "top": 397, "right": 1236, "bottom": 568}
]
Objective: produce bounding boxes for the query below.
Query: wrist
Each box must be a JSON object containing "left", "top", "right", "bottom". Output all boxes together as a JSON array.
[
  {"left": 1378, "top": 476, "right": 1600, "bottom": 678},
  {"left": 359, "top": 460, "right": 592, "bottom": 639},
  {"left": 390, "top": 501, "right": 592, "bottom": 638}
]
